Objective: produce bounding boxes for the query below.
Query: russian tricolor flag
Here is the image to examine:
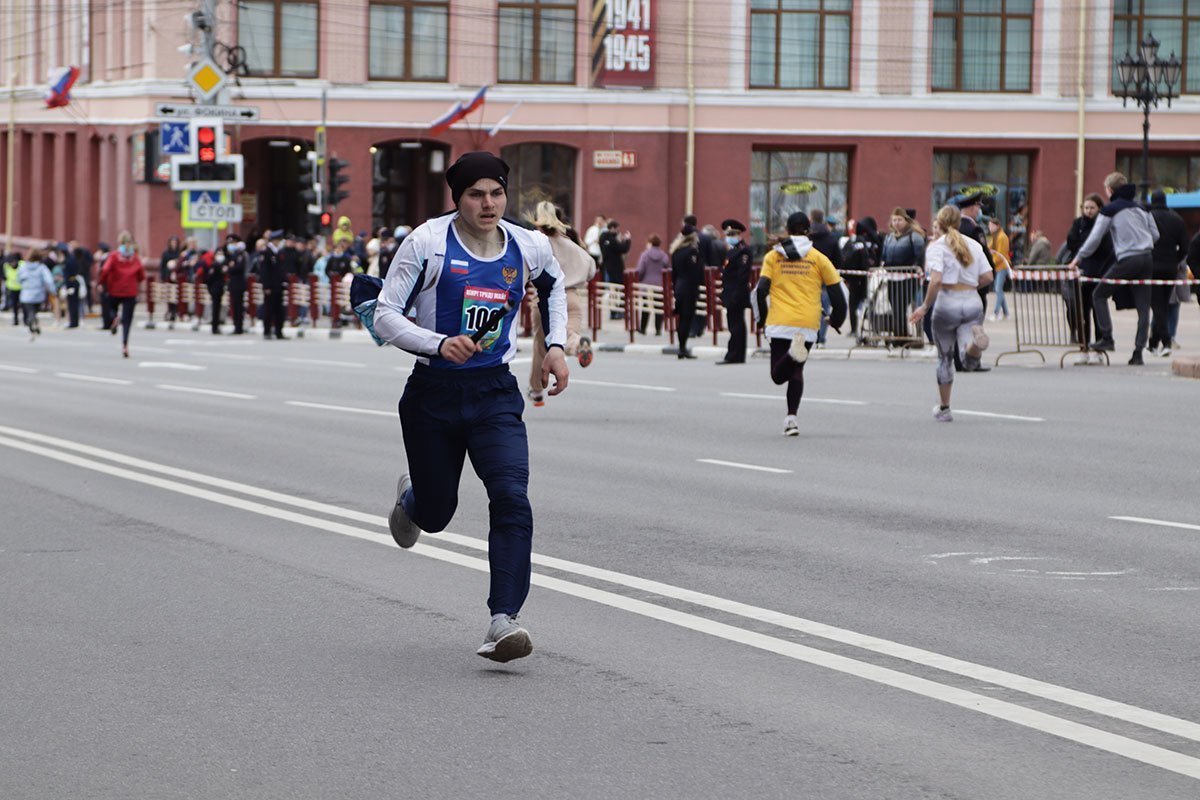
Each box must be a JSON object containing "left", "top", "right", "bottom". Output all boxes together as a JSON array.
[
  {"left": 429, "top": 86, "right": 488, "bottom": 135},
  {"left": 45, "top": 66, "right": 80, "bottom": 109}
]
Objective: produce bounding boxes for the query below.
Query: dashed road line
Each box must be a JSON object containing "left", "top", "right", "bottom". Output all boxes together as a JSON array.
[
  {"left": 284, "top": 400, "right": 392, "bottom": 417},
  {"left": 697, "top": 458, "right": 792, "bottom": 474},
  {"left": 54, "top": 372, "right": 134, "bottom": 386},
  {"left": 572, "top": 378, "right": 676, "bottom": 392},
  {"left": 0, "top": 364, "right": 38, "bottom": 374},
  {"left": 953, "top": 409, "right": 1045, "bottom": 422},
  {"left": 1111, "top": 516, "right": 1200, "bottom": 533},
  {"left": 156, "top": 384, "right": 256, "bottom": 400}
]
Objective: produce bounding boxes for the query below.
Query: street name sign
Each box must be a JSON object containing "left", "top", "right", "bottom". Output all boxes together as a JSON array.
[{"left": 156, "top": 103, "right": 261, "bottom": 122}]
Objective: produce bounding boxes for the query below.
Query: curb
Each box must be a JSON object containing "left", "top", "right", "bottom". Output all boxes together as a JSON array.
[{"left": 1171, "top": 356, "right": 1200, "bottom": 379}]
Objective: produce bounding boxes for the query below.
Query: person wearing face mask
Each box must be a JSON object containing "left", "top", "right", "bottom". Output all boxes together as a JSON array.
[
  {"left": 207, "top": 241, "right": 228, "bottom": 334},
  {"left": 97, "top": 232, "right": 145, "bottom": 358},
  {"left": 223, "top": 235, "right": 249, "bottom": 334},
  {"left": 717, "top": 219, "right": 753, "bottom": 364}
]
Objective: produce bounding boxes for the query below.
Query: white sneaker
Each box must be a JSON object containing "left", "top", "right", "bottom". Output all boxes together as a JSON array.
[
  {"left": 782, "top": 416, "right": 799, "bottom": 436},
  {"left": 932, "top": 405, "right": 953, "bottom": 422},
  {"left": 788, "top": 334, "right": 809, "bottom": 363},
  {"left": 476, "top": 615, "right": 533, "bottom": 663},
  {"left": 1161, "top": 347, "right": 1172, "bottom": 358}
]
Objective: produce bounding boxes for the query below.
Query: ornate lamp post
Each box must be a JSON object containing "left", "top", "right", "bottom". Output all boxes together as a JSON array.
[{"left": 1114, "top": 33, "right": 1182, "bottom": 199}]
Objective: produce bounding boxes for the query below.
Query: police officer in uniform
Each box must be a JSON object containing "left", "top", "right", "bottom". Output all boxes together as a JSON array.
[
  {"left": 222, "top": 234, "right": 249, "bottom": 334},
  {"left": 717, "top": 219, "right": 752, "bottom": 364},
  {"left": 258, "top": 230, "right": 287, "bottom": 339}
]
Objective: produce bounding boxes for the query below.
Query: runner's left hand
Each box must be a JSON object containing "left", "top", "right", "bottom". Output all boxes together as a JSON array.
[{"left": 543, "top": 347, "right": 570, "bottom": 396}]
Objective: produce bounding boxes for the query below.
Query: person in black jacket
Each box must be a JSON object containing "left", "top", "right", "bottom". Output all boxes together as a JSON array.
[
  {"left": 718, "top": 219, "right": 753, "bottom": 364},
  {"left": 257, "top": 231, "right": 287, "bottom": 340},
  {"left": 839, "top": 217, "right": 879, "bottom": 336},
  {"left": 671, "top": 225, "right": 703, "bottom": 359},
  {"left": 1147, "top": 191, "right": 1187, "bottom": 353},
  {"left": 1063, "top": 193, "right": 1112, "bottom": 349},
  {"left": 223, "top": 235, "right": 249, "bottom": 335},
  {"left": 599, "top": 219, "right": 631, "bottom": 319},
  {"left": 954, "top": 192, "right": 996, "bottom": 311},
  {"left": 1189, "top": 229, "right": 1200, "bottom": 312}
]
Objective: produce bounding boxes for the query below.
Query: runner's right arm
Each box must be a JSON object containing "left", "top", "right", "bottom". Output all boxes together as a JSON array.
[{"left": 375, "top": 226, "right": 448, "bottom": 356}]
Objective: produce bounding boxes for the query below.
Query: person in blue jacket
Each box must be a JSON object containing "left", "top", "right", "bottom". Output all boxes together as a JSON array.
[
  {"left": 17, "top": 248, "right": 57, "bottom": 340},
  {"left": 374, "top": 152, "right": 569, "bottom": 663}
]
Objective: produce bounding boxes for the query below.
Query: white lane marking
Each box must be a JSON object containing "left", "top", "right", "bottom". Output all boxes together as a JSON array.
[
  {"left": 156, "top": 384, "right": 255, "bottom": 400},
  {"left": 1112, "top": 516, "right": 1200, "bottom": 533},
  {"left": 1046, "top": 571, "right": 1132, "bottom": 577},
  {"left": 283, "top": 358, "right": 366, "bottom": 368},
  {"left": 0, "top": 432, "right": 1198, "bottom": 780},
  {"left": 166, "top": 338, "right": 254, "bottom": 347},
  {"left": 190, "top": 352, "right": 263, "bottom": 361},
  {"left": 54, "top": 372, "right": 134, "bottom": 386},
  {"left": 285, "top": 400, "right": 392, "bottom": 417},
  {"left": 953, "top": 409, "right": 1045, "bottom": 422},
  {"left": 0, "top": 364, "right": 38, "bottom": 374},
  {"left": 969, "top": 556, "right": 1046, "bottom": 566},
  {"left": 697, "top": 458, "right": 792, "bottom": 474},
  {"left": 720, "top": 392, "right": 868, "bottom": 406},
  {"left": 1, "top": 425, "right": 1199, "bottom": 749},
  {"left": 571, "top": 378, "right": 675, "bottom": 392},
  {"left": 129, "top": 346, "right": 175, "bottom": 354},
  {"left": 138, "top": 362, "right": 207, "bottom": 371}
]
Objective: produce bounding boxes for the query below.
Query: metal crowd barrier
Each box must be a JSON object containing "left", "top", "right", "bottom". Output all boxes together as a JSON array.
[
  {"left": 996, "top": 266, "right": 1095, "bottom": 368},
  {"left": 847, "top": 267, "right": 925, "bottom": 357}
]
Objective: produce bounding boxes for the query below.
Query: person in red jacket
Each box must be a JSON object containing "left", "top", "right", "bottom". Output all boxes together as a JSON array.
[{"left": 97, "top": 230, "right": 146, "bottom": 358}]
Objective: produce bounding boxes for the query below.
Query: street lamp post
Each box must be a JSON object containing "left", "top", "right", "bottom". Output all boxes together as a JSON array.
[{"left": 1114, "top": 33, "right": 1182, "bottom": 200}]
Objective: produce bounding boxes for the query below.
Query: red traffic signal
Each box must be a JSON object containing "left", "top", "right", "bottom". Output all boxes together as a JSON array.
[
  {"left": 197, "top": 125, "right": 217, "bottom": 163},
  {"left": 320, "top": 212, "right": 332, "bottom": 227}
]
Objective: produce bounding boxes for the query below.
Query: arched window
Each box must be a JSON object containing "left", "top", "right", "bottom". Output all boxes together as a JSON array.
[
  {"left": 371, "top": 141, "right": 450, "bottom": 230},
  {"left": 499, "top": 143, "right": 577, "bottom": 223}
]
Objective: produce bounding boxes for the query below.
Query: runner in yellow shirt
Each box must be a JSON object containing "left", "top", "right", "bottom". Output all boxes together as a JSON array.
[{"left": 753, "top": 211, "right": 848, "bottom": 436}]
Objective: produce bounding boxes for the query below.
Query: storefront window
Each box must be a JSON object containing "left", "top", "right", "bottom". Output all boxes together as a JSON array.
[
  {"left": 931, "top": 151, "right": 1030, "bottom": 233},
  {"left": 499, "top": 143, "right": 577, "bottom": 222},
  {"left": 749, "top": 150, "right": 849, "bottom": 255},
  {"left": 1116, "top": 154, "right": 1200, "bottom": 194}
]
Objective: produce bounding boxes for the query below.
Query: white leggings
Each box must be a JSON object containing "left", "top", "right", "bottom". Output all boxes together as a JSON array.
[{"left": 932, "top": 290, "right": 983, "bottom": 385}]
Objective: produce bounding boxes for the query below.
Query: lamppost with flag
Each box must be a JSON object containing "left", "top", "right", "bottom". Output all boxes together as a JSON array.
[{"left": 1113, "top": 33, "right": 1182, "bottom": 200}]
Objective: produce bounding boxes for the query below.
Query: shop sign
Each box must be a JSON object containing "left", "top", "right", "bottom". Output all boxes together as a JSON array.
[
  {"left": 779, "top": 181, "right": 817, "bottom": 195},
  {"left": 593, "top": 150, "right": 638, "bottom": 169},
  {"left": 591, "top": 0, "right": 655, "bottom": 88}
]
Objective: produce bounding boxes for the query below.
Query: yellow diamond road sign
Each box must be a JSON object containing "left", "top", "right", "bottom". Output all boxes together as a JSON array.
[{"left": 187, "top": 59, "right": 226, "bottom": 101}]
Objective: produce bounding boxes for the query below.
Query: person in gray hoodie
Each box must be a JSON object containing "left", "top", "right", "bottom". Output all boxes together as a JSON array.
[
  {"left": 16, "top": 248, "right": 57, "bottom": 339},
  {"left": 1070, "top": 172, "right": 1159, "bottom": 365}
]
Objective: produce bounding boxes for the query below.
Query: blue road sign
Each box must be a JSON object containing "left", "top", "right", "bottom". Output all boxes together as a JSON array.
[
  {"left": 189, "top": 190, "right": 221, "bottom": 205},
  {"left": 161, "top": 121, "right": 191, "bottom": 155}
]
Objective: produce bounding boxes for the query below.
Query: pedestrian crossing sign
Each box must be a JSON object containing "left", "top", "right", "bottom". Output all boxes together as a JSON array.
[
  {"left": 180, "top": 189, "right": 231, "bottom": 230},
  {"left": 160, "top": 121, "right": 190, "bottom": 155}
]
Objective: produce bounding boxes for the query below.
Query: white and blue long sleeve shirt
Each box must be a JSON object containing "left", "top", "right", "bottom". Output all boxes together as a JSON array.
[{"left": 374, "top": 214, "right": 567, "bottom": 369}]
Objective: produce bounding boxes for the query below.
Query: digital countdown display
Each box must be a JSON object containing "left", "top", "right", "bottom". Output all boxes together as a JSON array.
[{"left": 591, "top": 0, "right": 655, "bottom": 88}]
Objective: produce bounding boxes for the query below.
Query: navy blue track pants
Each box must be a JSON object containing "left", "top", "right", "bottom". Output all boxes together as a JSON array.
[{"left": 398, "top": 364, "right": 533, "bottom": 616}]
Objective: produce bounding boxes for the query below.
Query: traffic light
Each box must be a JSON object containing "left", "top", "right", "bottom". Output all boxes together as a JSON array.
[
  {"left": 320, "top": 211, "right": 332, "bottom": 227},
  {"left": 299, "top": 151, "right": 320, "bottom": 207},
  {"left": 197, "top": 125, "right": 217, "bottom": 163},
  {"left": 177, "top": 162, "right": 238, "bottom": 182},
  {"left": 327, "top": 158, "right": 350, "bottom": 207}
]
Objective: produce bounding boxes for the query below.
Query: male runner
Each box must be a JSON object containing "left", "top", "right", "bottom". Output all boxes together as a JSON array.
[{"left": 374, "top": 152, "right": 569, "bottom": 663}]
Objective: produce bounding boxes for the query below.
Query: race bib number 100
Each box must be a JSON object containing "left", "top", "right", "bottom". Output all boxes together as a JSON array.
[{"left": 461, "top": 285, "right": 510, "bottom": 351}]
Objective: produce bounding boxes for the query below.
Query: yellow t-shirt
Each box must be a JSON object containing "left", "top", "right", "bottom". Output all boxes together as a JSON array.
[{"left": 761, "top": 245, "right": 841, "bottom": 330}]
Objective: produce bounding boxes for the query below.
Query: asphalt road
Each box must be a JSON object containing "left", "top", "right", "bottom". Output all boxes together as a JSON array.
[{"left": 2, "top": 321, "right": 1199, "bottom": 799}]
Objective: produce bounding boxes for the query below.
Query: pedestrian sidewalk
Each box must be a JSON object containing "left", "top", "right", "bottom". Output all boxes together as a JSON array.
[{"left": 115, "top": 300, "right": 1200, "bottom": 372}]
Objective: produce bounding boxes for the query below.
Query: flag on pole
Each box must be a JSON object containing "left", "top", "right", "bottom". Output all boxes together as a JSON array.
[
  {"left": 487, "top": 102, "right": 523, "bottom": 138},
  {"left": 44, "top": 66, "right": 81, "bottom": 109},
  {"left": 428, "top": 86, "right": 489, "bottom": 135}
]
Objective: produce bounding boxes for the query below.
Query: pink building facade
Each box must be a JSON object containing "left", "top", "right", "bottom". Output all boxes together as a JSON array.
[{"left": 3, "top": 0, "right": 1200, "bottom": 259}]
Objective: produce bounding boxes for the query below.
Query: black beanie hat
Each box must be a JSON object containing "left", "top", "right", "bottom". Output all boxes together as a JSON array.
[
  {"left": 785, "top": 211, "right": 810, "bottom": 235},
  {"left": 446, "top": 151, "right": 510, "bottom": 206}
]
